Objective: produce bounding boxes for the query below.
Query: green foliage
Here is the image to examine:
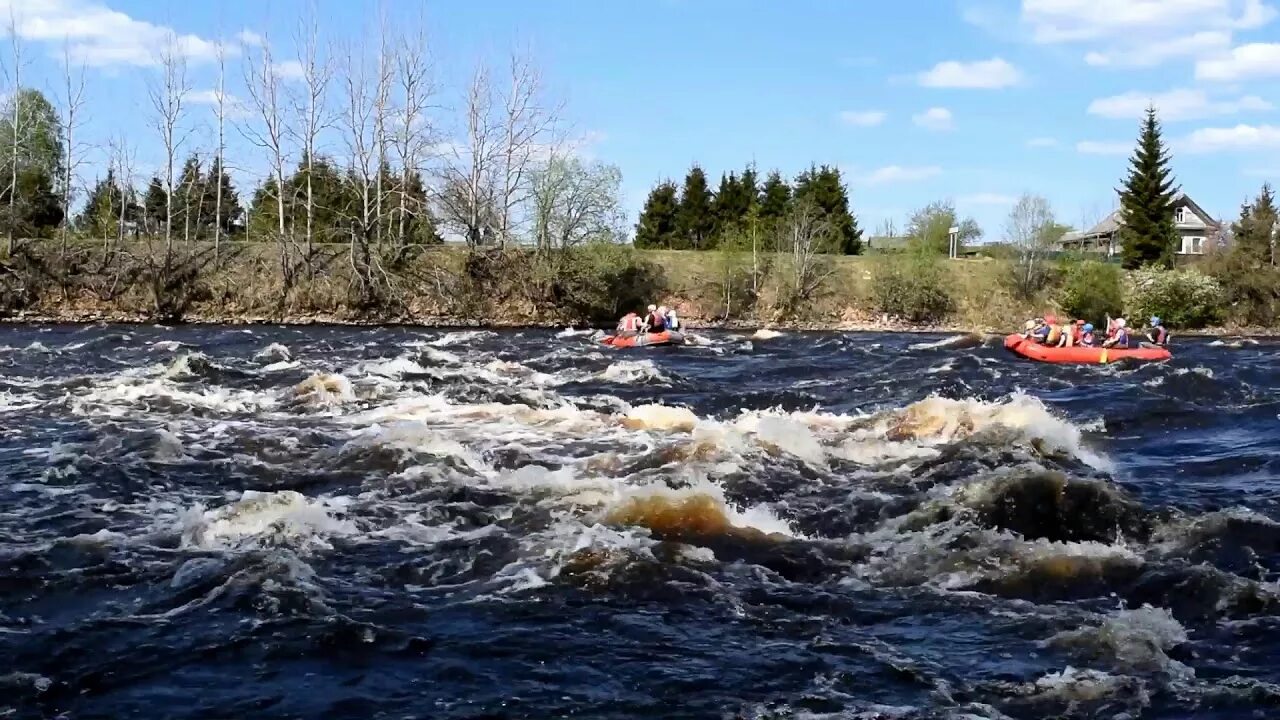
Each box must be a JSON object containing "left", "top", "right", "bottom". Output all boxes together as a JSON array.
[
  {"left": 1119, "top": 107, "right": 1178, "bottom": 269},
  {"left": 1058, "top": 260, "right": 1123, "bottom": 325},
  {"left": 677, "top": 165, "right": 714, "bottom": 250},
  {"left": 1127, "top": 267, "right": 1224, "bottom": 328},
  {"left": 793, "top": 164, "right": 861, "bottom": 254},
  {"left": 712, "top": 171, "right": 752, "bottom": 238},
  {"left": 142, "top": 177, "right": 167, "bottom": 236},
  {"left": 1231, "top": 183, "right": 1277, "bottom": 267},
  {"left": 0, "top": 89, "right": 64, "bottom": 181},
  {"left": 757, "top": 170, "right": 792, "bottom": 249},
  {"left": 906, "top": 200, "right": 981, "bottom": 255},
  {"left": 75, "top": 169, "right": 142, "bottom": 237},
  {"left": 1205, "top": 250, "right": 1280, "bottom": 326},
  {"left": 552, "top": 241, "right": 667, "bottom": 321},
  {"left": 0, "top": 165, "right": 62, "bottom": 238},
  {"left": 633, "top": 180, "right": 680, "bottom": 249},
  {"left": 871, "top": 252, "right": 954, "bottom": 322}
]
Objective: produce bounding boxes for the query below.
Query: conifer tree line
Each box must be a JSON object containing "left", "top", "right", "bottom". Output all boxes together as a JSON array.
[
  {"left": 634, "top": 163, "right": 862, "bottom": 254},
  {"left": 0, "top": 14, "right": 627, "bottom": 265}
]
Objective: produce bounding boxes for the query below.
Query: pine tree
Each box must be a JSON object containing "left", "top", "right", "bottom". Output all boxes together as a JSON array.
[
  {"left": 1119, "top": 107, "right": 1179, "bottom": 269},
  {"left": 677, "top": 165, "right": 714, "bottom": 250},
  {"left": 76, "top": 170, "right": 120, "bottom": 237},
  {"left": 759, "top": 171, "right": 792, "bottom": 226},
  {"left": 206, "top": 157, "right": 243, "bottom": 238},
  {"left": 142, "top": 176, "right": 168, "bottom": 237},
  {"left": 740, "top": 165, "right": 759, "bottom": 213},
  {"left": 713, "top": 171, "right": 752, "bottom": 239},
  {"left": 633, "top": 181, "right": 680, "bottom": 249},
  {"left": 794, "top": 164, "right": 862, "bottom": 254},
  {"left": 1232, "top": 184, "right": 1278, "bottom": 266}
]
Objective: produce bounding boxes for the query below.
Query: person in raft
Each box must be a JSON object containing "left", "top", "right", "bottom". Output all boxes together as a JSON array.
[
  {"left": 659, "top": 305, "right": 680, "bottom": 331},
  {"left": 1103, "top": 317, "right": 1130, "bottom": 348},
  {"left": 1143, "top": 316, "right": 1170, "bottom": 347},
  {"left": 645, "top": 304, "right": 667, "bottom": 333},
  {"left": 1079, "top": 323, "right": 1096, "bottom": 346},
  {"left": 616, "top": 311, "right": 644, "bottom": 337},
  {"left": 1053, "top": 317, "right": 1077, "bottom": 347}
]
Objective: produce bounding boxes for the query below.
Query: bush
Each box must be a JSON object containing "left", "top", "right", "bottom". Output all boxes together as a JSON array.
[
  {"left": 1058, "top": 260, "right": 1123, "bottom": 325},
  {"left": 1204, "top": 251, "right": 1280, "bottom": 326},
  {"left": 552, "top": 241, "right": 666, "bottom": 322},
  {"left": 872, "top": 253, "right": 953, "bottom": 323},
  {"left": 1126, "top": 267, "right": 1224, "bottom": 329}
]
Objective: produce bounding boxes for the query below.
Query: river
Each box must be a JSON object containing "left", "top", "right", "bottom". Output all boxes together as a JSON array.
[{"left": 2, "top": 324, "right": 1279, "bottom": 719}]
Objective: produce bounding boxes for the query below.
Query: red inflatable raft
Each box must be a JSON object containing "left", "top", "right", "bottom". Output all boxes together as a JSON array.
[
  {"left": 599, "top": 330, "right": 686, "bottom": 348},
  {"left": 1004, "top": 334, "right": 1171, "bottom": 364}
]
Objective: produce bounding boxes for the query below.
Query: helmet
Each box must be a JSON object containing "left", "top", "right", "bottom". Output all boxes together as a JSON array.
[
  {"left": 658, "top": 305, "right": 668, "bottom": 314},
  {"left": 1115, "top": 318, "right": 1126, "bottom": 328},
  {"left": 1150, "top": 316, "right": 1160, "bottom": 326},
  {"left": 1024, "top": 320, "right": 1036, "bottom": 331},
  {"left": 1083, "top": 323, "right": 1094, "bottom": 332},
  {"left": 647, "top": 304, "right": 657, "bottom": 312}
]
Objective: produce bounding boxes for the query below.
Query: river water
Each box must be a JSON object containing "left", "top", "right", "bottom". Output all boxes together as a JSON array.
[{"left": 1, "top": 324, "right": 1279, "bottom": 719}]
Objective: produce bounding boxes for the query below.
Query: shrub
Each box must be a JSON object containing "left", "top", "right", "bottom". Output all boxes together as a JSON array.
[
  {"left": 1204, "top": 251, "right": 1280, "bottom": 326},
  {"left": 1126, "top": 267, "right": 1224, "bottom": 329},
  {"left": 872, "top": 253, "right": 953, "bottom": 323},
  {"left": 1058, "top": 260, "right": 1123, "bottom": 325},
  {"left": 552, "top": 241, "right": 666, "bottom": 322}
]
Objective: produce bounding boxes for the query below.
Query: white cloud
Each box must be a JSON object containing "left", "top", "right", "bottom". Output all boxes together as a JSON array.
[
  {"left": 917, "top": 57, "right": 1021, "bottom": 89},
  {"left": 1022, "top": 0, "right": 1274, "bottom": 43},
  {"left": 1076, "top": 140, "right": 1131, "bottom": 155},
  {"left": 1026, "top": 137, "right": 1058, "bottom": 147},
  {"left": 236, "top": 29, "right": 265, "bottom": 47},
  {"left": 1020, "top": 0, "right": 1276, "bottom": 67},
  {"left": 913, "top": 107, "right": 954, "bottom": 131},
  {"left": 0, "top": 0, "right": 233, "bottom": 67},
  {"left": 1183, "top": 124, "right": 1280, "bottom": 152},
  {"left": 960, "top": 193, "right": 1017, "bottom": 206},
  {"left": 859, "top": 165, "right": 943, "bottom": 185},
  {"left": 1084, "top": 30, "right": 1232, "bottom": 67},
  {"left": 1195, "top": 42, "right": 1280, "bottom": 80},
  {"left": 272, "top": 60, "right": 306, "bottom": 81},
  {"left": 1088, "top": 88, "right": 1272, "bottom": 121},
  {"left": 839, "top": 110, "right": 887, "bottom": 127}
]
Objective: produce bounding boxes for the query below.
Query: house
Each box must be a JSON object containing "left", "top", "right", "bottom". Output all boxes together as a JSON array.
[{"left": 1058, "top": 191, "right": 1224, "bottom": 258}]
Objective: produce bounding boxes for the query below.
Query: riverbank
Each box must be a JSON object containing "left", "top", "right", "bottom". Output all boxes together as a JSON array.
[{"left": 0, "top": 241, "right": 1273, "bottom": 336}]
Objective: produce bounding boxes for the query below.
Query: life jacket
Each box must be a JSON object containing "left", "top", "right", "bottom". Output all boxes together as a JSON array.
[
  {"left": 620, "top": 313, "right": 641, "bottom": 332},
  {"left": 1153, "top": 326, "right": 1168, "bottom": 345},
  {"left": 1114, "top": 329, "right": 1129, "bottom": 347},
  {"left": 667, "top": 312, "right": 680, "bottom": 330},
  {"left": 1045, "top": 326, "right": 1061, "bottom": 345},
  {"left": 648, "top": 312, "right": 666, "bottom": 331},
  {"left": 1081, "top": 331, "right": 1094, "bottom": 346}
]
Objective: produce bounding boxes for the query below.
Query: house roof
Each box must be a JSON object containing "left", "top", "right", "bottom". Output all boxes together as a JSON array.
[{"left": 1066, "top": 190, "right": 1220, "bottom": 242}]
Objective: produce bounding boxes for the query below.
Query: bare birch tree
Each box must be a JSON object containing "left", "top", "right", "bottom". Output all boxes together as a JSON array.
[
  {"left": 3, "top": 8, "right": 25, "bottom": 255},
  {"left": 438, "top": 63, "right": 499, "bottom": 247},
  {"left": 146, "top": 33, "right": 191, "bottom": 256},
  {"left": 1006, "top": 193, "right": 1057, "bottom": 301},
  {"left": 776, "top": 200, "right": 836, "bottom": 317},
  {"left": 290, "top": 2, "right": 333, "bottom": 257},
  {"left": 391, "top": 21, "right": 435, "bottom": 248},
  {"left": 213, "top": 41, "right": 228, "bottom": 263},
  {"left": 496, "top": 50, "right": 560, "bottom": 248},
  {"left": 339, "top": 39, "right": 378, "bottom": 284},
  {"left": 372, "top": 16, "right": 394, "bottom": 247},
  {"left": 57, "top": 40, "right": 87, "bottom": 257},
  {"left": 241, "top": 35, "right": 289, "bottom": 241}
]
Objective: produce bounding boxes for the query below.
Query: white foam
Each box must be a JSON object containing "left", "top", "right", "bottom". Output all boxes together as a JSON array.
[{"left": 178, "top": 490, "right": 356, "bottom": 551}]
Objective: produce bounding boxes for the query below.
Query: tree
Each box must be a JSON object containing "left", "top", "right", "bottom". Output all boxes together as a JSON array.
[
  {"left": 288, "top": 4, "right": 335, "bottom": 258},
  {"left": 1119, "top": 106, "right": 1178, "bottom": 269},
  {"left": 0, "top": 89, "right": 63, "bottom": 249},
  {"left": 146, "top": 34, "right": 190, "bottom": 253},
  {"left": 758, "top": 170, "right": 792, "bottom": 247},
  {"left": 529, "top": 154, "right": 623, "bottom": 249},
  {"left": 76, "top": 169, "right": 138, "bottom": 239},
  {"left": 713, "top": 171, "right": 752, "bottom": 237},
  {"left": 496, "top": 50, "right": 560, "bottom": 247},
  {"left": 57, "top": 44, "right": 87, "bottom": 253},
  {"left": 175, "top": 154, "right": 207, "bottom": 241},
  {"left": 143, "top": 176, "right": 167, "bottom": 236},
  {"left": 438, "top": 63, "right": 499, "bottom": 247},
  {"left": 773, "top": 199, "right": 837, "bottom": 318},
  {"left": 907, "top": 200, "right": 981, "bottom": 254},
  {"left": 390, "top": 21, "right": 436, "bottom": 248},
  {"left": 1231, "top": 184, "right": 1277, "bottom": 267},
  {"left": 206, "top": 157, "right": 242, "bottom": 239},
  {"left": 677, "top": 165, "right": 714, "bottom": 250},
  {"left": 793, "top": 164, "right": 861, "bottom": 254},
  {"left": 1004, "top": 193, "right": 1059, "bottom": 301},
  {"left": 633, "top": 181, "right": 679, "bottom": 249}
]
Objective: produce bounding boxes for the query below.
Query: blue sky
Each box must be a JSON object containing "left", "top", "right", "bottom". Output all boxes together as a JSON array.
[{"left": 5, "top": 0, "right": 1280, "bottom": 240}]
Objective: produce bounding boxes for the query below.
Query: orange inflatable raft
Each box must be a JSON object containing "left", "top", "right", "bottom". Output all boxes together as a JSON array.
[
  {"left": 1004, "top": 334, "right": 1171, "bottom": 364},
  {"left": 599, "top": 330, "right": 686, "bottom": 348}
]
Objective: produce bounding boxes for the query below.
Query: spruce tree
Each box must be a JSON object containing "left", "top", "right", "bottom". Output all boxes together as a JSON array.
[
  {"left": 1232, "top": 184, "right": 1278, "bottom": 266},
  {"left": 633, "top": 181, "right": 680, "bottom": 249},
  {"left": 759, "top": 171, "right": 792, "bottom": 227},
  {"left": 794, "top": 164, "right": 862, "bottom": 254},
  {"left": 1119, "top": 107, "right": 1179, "bottom": 269},
  {"left": 713, "top": 171, "right": 753, "bottom": 239},
  {"left": 677, "top": 165, "right": 714, "bottom": 250},
  {"left": 142, "top": 176, "right": 168, "bottom": 237},
  {"left": 206, "top": 157, "right": 243, "bottom": 238},
  {"left": 740, "top": 165, "right": 759, "bottom": 212}
]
